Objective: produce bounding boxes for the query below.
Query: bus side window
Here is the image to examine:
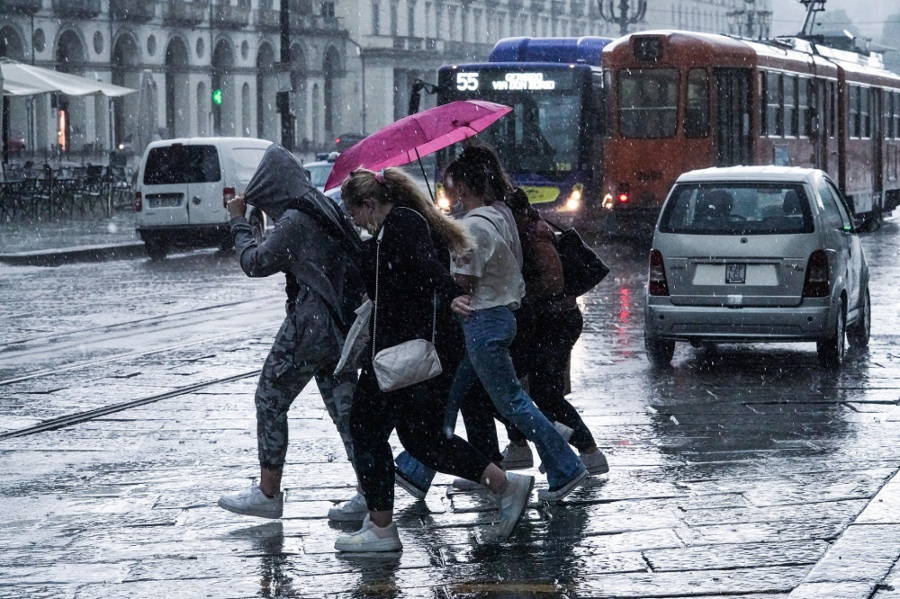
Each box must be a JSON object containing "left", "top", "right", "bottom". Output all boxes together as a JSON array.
[{"left": 685, "top": 68, "right": 709, "bottom": 138}]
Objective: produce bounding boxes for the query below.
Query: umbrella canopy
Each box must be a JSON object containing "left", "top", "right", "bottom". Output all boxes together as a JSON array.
[
  {"left": 324, "top": 100, "right": 512, "bottom": 192},
  {"left": 0, "top": 60, "right": 135, "bottom": 97}
]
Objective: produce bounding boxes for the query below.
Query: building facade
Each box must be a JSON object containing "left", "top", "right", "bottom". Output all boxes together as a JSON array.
[{"left": 0, "top": 0, "right": 764, "bottom": 162}]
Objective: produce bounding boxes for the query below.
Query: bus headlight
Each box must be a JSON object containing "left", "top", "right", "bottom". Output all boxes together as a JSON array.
[
  {"left": 437, "top": 187, "right": 451, "bottom": 212},
  {"left": 561, "top": 184, "right": 583, "bottom": 212}
]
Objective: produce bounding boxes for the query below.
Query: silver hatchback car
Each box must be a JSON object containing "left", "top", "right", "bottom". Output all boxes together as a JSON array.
[{"left": 644, "top": 166, "right": 870, "bottom": 369}]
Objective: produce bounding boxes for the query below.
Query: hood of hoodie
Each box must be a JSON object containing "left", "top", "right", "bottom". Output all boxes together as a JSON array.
[{"left": 244, "top": 144, "right": 336, "bottom": 223}]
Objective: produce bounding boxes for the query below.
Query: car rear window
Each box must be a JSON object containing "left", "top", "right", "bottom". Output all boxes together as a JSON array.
[
  {"left": 659, "top": 183, "right": 814, "bottom": 235},
  {"left": 305, "top": 163, "right": 333, "bottom": 189},
  {"left": 143, "top": 145, "right": 221, "bottom": 185}
]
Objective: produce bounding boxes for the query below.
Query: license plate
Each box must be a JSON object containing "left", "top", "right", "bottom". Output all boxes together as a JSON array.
[
  {"left": 148, "top": 196, "right": 182, "bottom": 208},
  {"left": 726, "top": 263, "right": 746, "bottom": 284}
]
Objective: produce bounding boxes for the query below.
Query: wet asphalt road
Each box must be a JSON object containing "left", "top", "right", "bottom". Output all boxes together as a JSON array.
[{"left": 4, "top": 221, "right": 900, "bottom": 598}]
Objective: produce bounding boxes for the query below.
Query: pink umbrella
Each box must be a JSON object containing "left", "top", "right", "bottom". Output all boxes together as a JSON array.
[{"left": 324, "top": 99, "right": 512, "bottom": 194}]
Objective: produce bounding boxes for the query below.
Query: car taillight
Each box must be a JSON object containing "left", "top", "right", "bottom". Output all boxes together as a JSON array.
[
  {"left": 222, "top": 186, "right": 235, "bottom": 208},
  {"left": 648, "top": 249, "right": 669, "bottom": 296},
  {"left": 618, "top": 192, "right": 629, "bottom": 203},
  {"left": 134, "top": 191, "right": 142, "bottom": 212},
  {"left": 803, "top": 249, "right": 830, "bottom": 298}
]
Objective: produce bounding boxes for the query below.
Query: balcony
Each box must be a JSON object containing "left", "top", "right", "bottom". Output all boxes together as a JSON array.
[
  {"left": 52, "top": 0, "right": 101, "bottom": 18},
  {"left": 290, "top": 14, "right": 341, "bottom": 32},
  {"left": 255, "top": 8, "right": 280, "bottom": 31},
  {"left": 212, "top": 4, "right": 251, "bottom": 29},
  {"left": 164, "top": 0, "right": 208, "bottom": 26},
  {"left": 3, "top": 0, "right": 43, "bottom": 15},
  {"left": 110, "top": 0, "right": 155, "bottom": 22}
]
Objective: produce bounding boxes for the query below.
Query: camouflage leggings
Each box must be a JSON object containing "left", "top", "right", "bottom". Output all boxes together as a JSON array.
[{"left": 255, "top": 335, "right": 357, "bottom": 471}]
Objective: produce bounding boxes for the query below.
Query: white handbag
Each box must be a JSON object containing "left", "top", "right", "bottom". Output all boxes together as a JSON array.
[{"left": 371, "top": 224, "right": 443, "bottom": 392}]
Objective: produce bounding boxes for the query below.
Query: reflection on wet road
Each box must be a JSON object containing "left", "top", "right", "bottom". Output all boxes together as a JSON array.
[{"left": 3, "top": 221, "right": 900, "bottom": 597}]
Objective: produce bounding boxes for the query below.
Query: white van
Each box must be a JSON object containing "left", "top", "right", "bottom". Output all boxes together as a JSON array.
[{"left": 134, "top": 137, "right": 273, "bottom": 259}]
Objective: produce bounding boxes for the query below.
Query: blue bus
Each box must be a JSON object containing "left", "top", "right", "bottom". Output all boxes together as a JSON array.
[{"left": 435, "top": 36, "right": 615, "bottom": 226}]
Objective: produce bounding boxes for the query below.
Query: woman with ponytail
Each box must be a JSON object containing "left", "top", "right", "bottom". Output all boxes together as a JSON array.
[{"left": 331, "top": 167, "right": 534, "bottom": 552}]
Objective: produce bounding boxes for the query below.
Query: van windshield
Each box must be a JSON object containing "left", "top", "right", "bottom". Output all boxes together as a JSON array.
[
  {"left": 659, "top": 183, "right": 815, "bottom": 235},
  {"left": 144, "top": 145, "right": 221, "bottom": 185}
]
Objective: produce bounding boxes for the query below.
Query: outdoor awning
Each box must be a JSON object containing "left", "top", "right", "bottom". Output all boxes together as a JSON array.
[{"left": 0, "top": 60, "right": 135, "bottom": 97}]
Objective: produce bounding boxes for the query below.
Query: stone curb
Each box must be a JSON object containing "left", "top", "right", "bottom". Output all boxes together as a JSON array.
[
  {"left": 788, "top": 469, "right": 900, "bottom": 598},
  {"left": 0, "top": 241, "right": 146, "bottom": 267}
]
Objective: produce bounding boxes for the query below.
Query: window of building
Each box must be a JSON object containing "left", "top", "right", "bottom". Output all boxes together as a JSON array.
[
  {"left": 784, "top": 75, "right": 797, "bottom": 137},
  {"left": 390, "top": 1, "right": 399, "bottom": 36},
  {"left": 448, "top": 6, "right": 457, "bottom": 40},
  {"left": 408, "top": 2, "right": 415, "bottom": 37},
  {"left": 766, "top": 72, "right": 782, "bottom": 137},
  {"left": 685, "top": 68, "right": 709, "bottom": 138},
  {"left": 372, "top": 1, "right": 380, "bottom": 35},
  {"left": 435, "top": 4, "right": 443, "bottom": 39}
]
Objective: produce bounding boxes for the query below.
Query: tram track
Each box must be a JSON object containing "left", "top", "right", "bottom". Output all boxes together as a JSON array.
[
  {"left": 0, "top": 370, "right": 261, "bottom": 439},
  {"left": 0, "top": 325, "right": 274, "bottom": 386}
]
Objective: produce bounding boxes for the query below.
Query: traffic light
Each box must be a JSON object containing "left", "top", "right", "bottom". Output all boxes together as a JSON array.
[{"left": 212, "top": 89, "right": 223, "bottom": 106}]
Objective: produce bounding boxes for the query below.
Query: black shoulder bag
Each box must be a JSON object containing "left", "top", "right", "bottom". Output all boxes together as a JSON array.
[{"left": 545, "top": 219, "right": 610, "bottom": 298}]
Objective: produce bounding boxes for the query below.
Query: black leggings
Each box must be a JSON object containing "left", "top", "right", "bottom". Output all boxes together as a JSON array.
[{"left": 350, "top": 359, "right": 493, "bottom": 512}]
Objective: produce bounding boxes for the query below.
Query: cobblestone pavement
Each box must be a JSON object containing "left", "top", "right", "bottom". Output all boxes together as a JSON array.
[{"left": 3, "top": 217, "right": 900, "bottom": 598}]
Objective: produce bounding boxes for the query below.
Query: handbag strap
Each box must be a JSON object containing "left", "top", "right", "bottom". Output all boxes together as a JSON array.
[{"left": 371, "top": 213, "right": 437, "bottom": 361}]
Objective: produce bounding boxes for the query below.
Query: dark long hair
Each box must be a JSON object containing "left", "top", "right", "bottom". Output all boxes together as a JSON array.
[{"left": 444, "top": 144, "right": 515, "bottom": 205}]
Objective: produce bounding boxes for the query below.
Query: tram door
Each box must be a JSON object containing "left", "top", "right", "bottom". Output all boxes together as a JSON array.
[{"left": 714, "top": 68, "right": 752, "bottom": 166}]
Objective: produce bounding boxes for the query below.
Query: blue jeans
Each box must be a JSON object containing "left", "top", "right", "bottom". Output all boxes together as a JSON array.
[{"left": 396, "top": 306, "right": 584, "bottom": 491}]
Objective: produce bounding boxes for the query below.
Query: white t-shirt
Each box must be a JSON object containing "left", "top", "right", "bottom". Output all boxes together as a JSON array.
[{"left": 451, "top": 205, "right": 526, "bottom": 311}]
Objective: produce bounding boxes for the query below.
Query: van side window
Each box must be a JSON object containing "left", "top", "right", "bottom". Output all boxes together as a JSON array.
[{"left": 817, "top": 179, "right": 851, "bottom": 231}]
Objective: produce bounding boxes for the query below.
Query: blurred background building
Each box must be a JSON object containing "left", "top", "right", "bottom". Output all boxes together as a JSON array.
[{"left": 0, "top": 0, "right": 771, "bottom": 163}]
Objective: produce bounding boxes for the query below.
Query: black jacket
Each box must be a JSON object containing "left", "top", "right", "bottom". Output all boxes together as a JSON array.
[{"left": 363, "top": 206, "right": 465, "bottom": 364}]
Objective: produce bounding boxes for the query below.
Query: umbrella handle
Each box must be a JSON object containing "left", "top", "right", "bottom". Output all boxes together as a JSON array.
[{"left": 415, "top": 148, "right": 435, "bottom": 203}]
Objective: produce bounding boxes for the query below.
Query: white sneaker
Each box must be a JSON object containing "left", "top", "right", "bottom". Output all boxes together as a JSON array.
[
  {"left": 537, "top": 468, "right": 588, "bottom": 503},
  {"left": 451, "top": 477, "right": 485, "bottom": 491},
  {"left": 327, "top": 492, "right": 368, "bottom": 522},
  {"left": 488, "top": 472, "right": 534, "bottom": 541},
  {"left": 334, "top": 515, "right": 403, "bottom": 552},
  {"left": 500, "top": 443, "right": 534, "bottom": 470},
  {"left": 218, "top": 483, "right": 283, "bottom": 519}
]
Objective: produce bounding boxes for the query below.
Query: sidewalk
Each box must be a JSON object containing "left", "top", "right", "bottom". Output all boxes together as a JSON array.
[{"left": 0, "top": 212, "right": 145, "bottom": 265}]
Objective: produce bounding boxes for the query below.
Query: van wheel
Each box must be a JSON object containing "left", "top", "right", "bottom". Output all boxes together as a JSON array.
[
  {"left": 645, "top": 336, "right": 675, "bottom": 367},
  {"left": 817, "top": 301, "right": 846, "bottom": 370},
  {"left": 144, "top": 236, "right": 168, "bottom": 260},
  {"left": 250, "top": 215, "right": 265, "bottom": 244},
  {"left": 847, "top": 287, "right": 870, "bottom": 348}
]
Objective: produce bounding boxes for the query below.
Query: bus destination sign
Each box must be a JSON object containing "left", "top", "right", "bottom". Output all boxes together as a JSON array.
[{"left": 455, "top": 70, "right": 575, "bottom": 93}]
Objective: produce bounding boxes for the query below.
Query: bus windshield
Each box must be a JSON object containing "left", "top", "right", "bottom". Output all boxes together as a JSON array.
[{"left": 439, "top": 68, "right": 584, "bottom": 176}]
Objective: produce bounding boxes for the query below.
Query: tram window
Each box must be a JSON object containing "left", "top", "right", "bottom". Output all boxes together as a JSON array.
[
  {"left": 850, "top": 86, "right": 861, "bottom": 138},
  {"left": 759, "top": 73, "right": 767, "bottom": 136},
  {"left": 861, "top": 87, "right": 871, "bottom": 138},
  {"left": 894, "top": 93, "right": 900, "bottom": 139},
  {"left": 685, "top": 68, "right": 709, "bottom": 138},
  {"left": 785, "top": 76, "right": 798, "bottom": 137},
  {"left": 618, "top": 68, "right": 678, "bottom": 138},
  {"left": 766, "top": 72, "right": 783, "bottom": 137},
  {"left": 828, "top": 81, "right": 837, "bottom": 138},
  {"left": 798, "top": 79, "right": 809, "bottom": 137}
]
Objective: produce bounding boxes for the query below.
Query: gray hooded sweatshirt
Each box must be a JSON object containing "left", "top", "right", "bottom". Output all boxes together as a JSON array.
[{"left": 230, "top": 144, "right": 363, "bottom": 374}]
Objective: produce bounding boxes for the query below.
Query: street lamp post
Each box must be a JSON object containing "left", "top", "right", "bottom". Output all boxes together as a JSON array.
[
  {"left": 344, "top": 36, "right": 366, "bottom": 135},
  {"left": 598, "top": 0, "right": 648, "bottom": 37},
  {"left": 277, "top": 0, "right": 294, "bottom": 150}
]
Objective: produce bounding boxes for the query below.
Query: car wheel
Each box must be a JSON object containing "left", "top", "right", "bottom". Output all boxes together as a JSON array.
[
  {"left": 847, "top": 287, "right": 871, "bottom": 349},
  {"left": 817, "top": 300, "right": 846, "bottom": 370},
  {"left": 645, "top": 335, "right": 675, "bottom": 367},
  {"left": 144, "top": 235, "right": 168, "bottom": 261}
]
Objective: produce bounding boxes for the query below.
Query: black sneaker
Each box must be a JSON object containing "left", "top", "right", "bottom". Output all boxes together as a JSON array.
[{"left": 537, "top": 468, "right": 588, "bottom": 503}]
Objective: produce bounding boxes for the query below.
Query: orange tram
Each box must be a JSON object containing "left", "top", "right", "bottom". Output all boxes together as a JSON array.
[{"left": 599, "top": 30, "right": 900, "bottom": 236}]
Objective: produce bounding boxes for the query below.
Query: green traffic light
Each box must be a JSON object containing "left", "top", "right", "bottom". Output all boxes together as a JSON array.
[{"left": 212, "top": 89, "right": 223, "bottom": 106}]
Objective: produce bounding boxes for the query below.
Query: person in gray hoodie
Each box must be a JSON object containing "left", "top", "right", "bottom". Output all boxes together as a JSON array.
[{"left": 217, "top": 144, "right": 365, "bottom": 519}]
